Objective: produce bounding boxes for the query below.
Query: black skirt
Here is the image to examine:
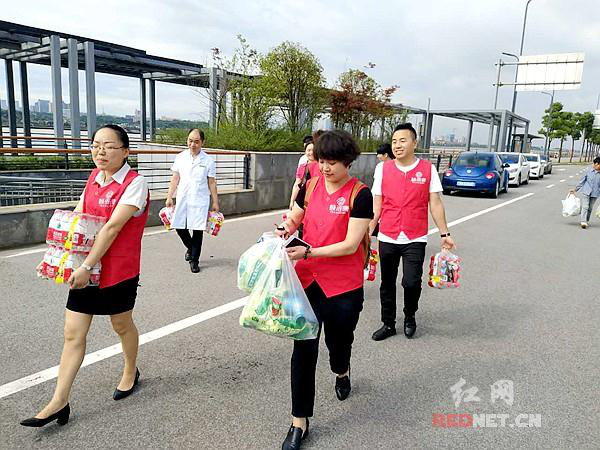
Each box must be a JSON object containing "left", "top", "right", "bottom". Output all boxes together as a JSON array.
[{"left": 66, "top": 275, "right": 140, "bottom": 315}]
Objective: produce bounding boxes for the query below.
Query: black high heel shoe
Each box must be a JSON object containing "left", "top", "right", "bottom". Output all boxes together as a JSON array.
[
  {"left": 20, "top": 403, "right": 70, "bottom": 427},
  {"left": 113, "top": 368, "right": 140, "bottom": 401},
  {"left": 281, "top": 418, "right": 309, "bottom": 450}
]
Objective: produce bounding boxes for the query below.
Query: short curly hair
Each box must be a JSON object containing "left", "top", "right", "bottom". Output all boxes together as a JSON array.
[{"left": 314, "top": 130, "right": 361, "bottom": 167}]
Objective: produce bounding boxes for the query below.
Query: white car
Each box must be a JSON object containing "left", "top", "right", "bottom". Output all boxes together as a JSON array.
[
  {"left": 523, "top": 153, "right": 544, "bottom": 179},
  {"left": 498, "top": 153, "right": 530, "bottom": 186}
]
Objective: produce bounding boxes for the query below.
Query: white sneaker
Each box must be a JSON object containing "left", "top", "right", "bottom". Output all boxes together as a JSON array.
[{"left": 581, "top": 222, "right": 588, "bottom": 229}]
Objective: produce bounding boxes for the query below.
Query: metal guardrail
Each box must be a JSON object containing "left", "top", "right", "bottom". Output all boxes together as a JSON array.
[
  {"left": 417, "top": 152, "right": 457, "bottom": 173},
  {"left": 0, "top": 144, "right": 252, "bottom": 206},
  {"left": 0, "top": 177, "right": 87, "bottom": 207}
]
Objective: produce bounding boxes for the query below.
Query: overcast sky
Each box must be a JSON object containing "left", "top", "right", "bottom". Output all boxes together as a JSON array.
[{"left": 1, "top": 0, "right": 598, "bottom": 145}]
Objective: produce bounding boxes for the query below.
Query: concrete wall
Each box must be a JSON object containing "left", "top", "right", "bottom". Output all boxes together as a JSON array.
[{"left": 0, "top": 152, "right": 378, "bottom": 249}]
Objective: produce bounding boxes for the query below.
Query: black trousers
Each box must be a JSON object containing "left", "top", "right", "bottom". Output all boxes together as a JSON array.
[
  {"left": 379, "top": 241, "right": 426, "bottom": 326},
  {"left": 175, "top": 229, "right": 204, "bottom": 262},
  {"left": 291, "top": 282, "right": 364, "bottom": 418}
]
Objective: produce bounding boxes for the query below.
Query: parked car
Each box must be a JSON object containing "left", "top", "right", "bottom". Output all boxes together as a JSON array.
[
  {"left": 442, "top": 151, "right": 509, "bottom": 198},
  {"left": 540, "top": 155, "right": 553, "bottom": 174},
  {"left": 524, "top": 153, "right": 544, "bottom": 179},
  {"left": 498, "top": 153, "right": 530, "bottom": 186}
]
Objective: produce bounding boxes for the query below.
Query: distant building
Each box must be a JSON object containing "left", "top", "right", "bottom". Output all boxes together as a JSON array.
[{"left": 34, "top": 99, "right": 51, "bottom": 113}]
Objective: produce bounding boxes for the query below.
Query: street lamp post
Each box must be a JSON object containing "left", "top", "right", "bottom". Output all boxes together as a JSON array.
[
  {"left": 540, "top": 90, "right": 554, "bottom": 157},
  {"left": 511, "top": 0, "right": 534, "bottom": 114}
]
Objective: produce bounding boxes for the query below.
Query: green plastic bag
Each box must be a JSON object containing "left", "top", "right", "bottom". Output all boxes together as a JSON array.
[{"left": 239, "top": 235, "right": 319, "bottom": 340}]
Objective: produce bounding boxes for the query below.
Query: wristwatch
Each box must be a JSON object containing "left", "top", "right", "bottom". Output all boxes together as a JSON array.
[
  {"left": 440, "top": 232, "right": 451, "bottom": 238},
  {"left": 303, "top": 247, "right": 312, "bottom": 260},
  {"left": 81, "top": 263, "right": 93, "bottom": 271}
]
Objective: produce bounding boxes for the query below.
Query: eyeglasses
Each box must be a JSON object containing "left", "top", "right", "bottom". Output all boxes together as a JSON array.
[{"left": 89, "top": 144, "right": 125, "bottom": 151}]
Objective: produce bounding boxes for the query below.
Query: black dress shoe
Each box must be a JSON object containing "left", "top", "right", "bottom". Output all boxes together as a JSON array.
[
  {"left": 190, "top": 261, "right": 200, "bottom": 273},
  {"left": 185, "top": 249, "right": 192, "bottom": 261},
  {"left": 282, "top": 419, "right": 309, "bottom": 450},
  {"left": 113, "top": 368, "right": 140, "bottom": 401},
  {"left": 372, "top": 324, "right": 396, "bottom": 341},
  {"left": 404, "top": 316, "right": 417, "bottom": 338},
  {"left": 335, "top": 369, "right": 351, "bottom": 401},
  {"left": 20, "top": 403, "right": 70, "bottom": 427}
]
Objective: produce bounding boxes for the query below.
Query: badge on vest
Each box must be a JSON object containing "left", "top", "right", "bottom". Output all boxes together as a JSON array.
[
  {"left": 329, "top": 197, "right": 350, "bottom": 215},
  {"left": 410, "top": 171, "right": 427, "bottom": 185},
  {"left": 98, "top": 190, "right": 117, "bottom": 208}
]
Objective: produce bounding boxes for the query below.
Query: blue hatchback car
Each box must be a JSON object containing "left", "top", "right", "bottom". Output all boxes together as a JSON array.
[{"left": 441, "top": 152, "right": 509, "bottom": 198}]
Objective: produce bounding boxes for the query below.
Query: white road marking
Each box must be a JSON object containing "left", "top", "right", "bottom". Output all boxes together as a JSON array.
[
  {"left": 2, "top": 209, "right": 288, "bottom": 259},
  {"left": 560, "top": 179, "right": 566, "bottom": 182},
  {"left": 0, "top": 196, "right": 536, "bottom": 399},
  {"left": 569, "top": 175, "right": 574, "bottom": 178},
  {"left": 0, "top": 298, "right": 247, "bottom": 400},
  {"left": 558, "top": 168, "right": 566, "bottom": 171},
  {"left": 546, "top": 184, "right": 555, "bottom": 189}
]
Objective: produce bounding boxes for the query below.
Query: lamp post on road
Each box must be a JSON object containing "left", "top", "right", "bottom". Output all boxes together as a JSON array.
[
  {"left": 511, "top": 0, "right": 535, "bottom": 114},
  {"left": 540, "top": 90, "right": 555, "bottom": 157}
]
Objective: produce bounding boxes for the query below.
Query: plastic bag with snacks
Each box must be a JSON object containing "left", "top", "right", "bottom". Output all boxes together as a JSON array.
[
  {"left": 159, "top": 206, "right": 175, "bottom": 231},
  {"left": 206, "top": 211, "right": 225, "bottom": 236},
  {"left": 237, "top": 232, "right": 281, "bottom": 293},
  {"left": 38, "top": 209, "right": 105, "bottom": 286},
  {"left": 428, "top": 250, "right": 461, "bottom": 289},
  {"left": 239, "top": 236, "right": 319, "bottom": 340}
]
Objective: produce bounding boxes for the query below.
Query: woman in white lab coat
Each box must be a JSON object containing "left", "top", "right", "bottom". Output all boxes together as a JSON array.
[{"left": 166, "top": 128, "right": 219, "bottom": 273}]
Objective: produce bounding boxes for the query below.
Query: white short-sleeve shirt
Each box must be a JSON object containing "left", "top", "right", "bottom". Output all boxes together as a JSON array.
[
  {"left": 80, "top": 163, "right": 148, "bottom": 217},
  {"left": 372, "top": 158, "right": 442, "bottom": 244}
]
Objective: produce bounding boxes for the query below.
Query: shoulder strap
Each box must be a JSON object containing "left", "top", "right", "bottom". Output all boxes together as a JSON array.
[
  {"left": 303, "top": 176, "right": 320, "bottom": 209},
  {"left": 349, "top": 180, "right": 366, "bottom": 210}
]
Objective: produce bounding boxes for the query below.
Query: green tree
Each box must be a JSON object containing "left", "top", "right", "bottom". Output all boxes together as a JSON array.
[
  {"left": 578, "top": 111, "right": 595, "bottom": 162},
  {"left": 210, "top": 35, "right": 273, "bottom": 132},
  {"left": 260, "top": 42, "right": 325, "bottom": 133},
  {"left": 552, "top": 110, "right": 573, "bottom": 163},
  {"left": 539, "top": 102, "right": 563, "bottom": 154},
  {"left": 568, "top": 112, "right": 583, "bottom": 163}
]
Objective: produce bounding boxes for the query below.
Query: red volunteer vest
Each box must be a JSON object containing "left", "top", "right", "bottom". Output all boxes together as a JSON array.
[
  {"left": 295, "top": 176, "right": 366, "bottom": 298},
  {"left": 83, "top": 168, "right": 149, "bottom": 288},
  {"left": 307, "top": 161, "right": 320, "bottom": 179},
  {"left": 379, "top": 159, "right": 431, "bottom": 241}
]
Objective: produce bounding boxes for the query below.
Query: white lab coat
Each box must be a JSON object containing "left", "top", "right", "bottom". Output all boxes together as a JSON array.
[{"left": 171, "top": 150, "right": 216, "bottom": 231}]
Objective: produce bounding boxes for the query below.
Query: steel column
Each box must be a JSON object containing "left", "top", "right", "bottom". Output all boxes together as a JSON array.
[
  {"left": 84, "top": 41, "right": 96, "bottom": 137},
  {"left": 149, "top": 79, "right": 156, "bottom": 141},
  {"left": 209, "top": 67, "right": 218, "bottom": 129},
  {"left": 5, "top": 59, "right": 18, "bottom": 147},
  {"left": 140, "top": 77, "right": 147, "bottom": 141},
  {"left": 466, "top": 120, "right": 473, "bottom": 151},
  {"left": 50, "top": 35, "right": 65, "bottom": 148},
  {"left": 497, "top": 110, "right": 508, "bottom": 152},
  {"left": 68, "top": 38, "right": 81, "bottom": 148},
  {"left": 18, "top": 62, "right": 32, "bottom": 148}
]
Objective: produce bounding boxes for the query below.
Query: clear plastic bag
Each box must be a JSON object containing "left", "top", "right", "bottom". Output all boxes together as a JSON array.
[
  {"left": 159, "top": 206, "right": 175, "bottom": 231},
  {"left": 428, "top": 250, "right": 461, "bottom": 289},
  {"left": 239, "top": 235, "right": 319, "bottom": 340},
  {"left": 238, "top": 232, "right": 281, "bottom": 293},
  {"left": 562, "top": 194, "right": 581, "bottom": 217}
]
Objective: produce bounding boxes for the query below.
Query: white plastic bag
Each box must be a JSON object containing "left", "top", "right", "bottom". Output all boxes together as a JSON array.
[
  {"left": 562, "top": 194, "right": 581, "bottom": 217},
  {"left": 595, "top": 202, "right": 600, "bottom": 219},
  {"left": 237, "top": 232, "right": 281, "bottom": 293},
  {"left": 428, "top": 250, "right": 461, "bottom": 289},
  {"left": 238, "top": 235, "right": 319, "bottom": 340}
]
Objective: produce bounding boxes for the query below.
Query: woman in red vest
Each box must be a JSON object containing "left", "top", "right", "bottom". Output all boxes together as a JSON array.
[
  {"left": 288, "top": 138, "right": 320, "bottom": 210},
  {"left": 276, "top": 130, "right": 373, "bottom": 449},
  {"left": 21, "top": 125, "right": 149, "bottom": 428}
]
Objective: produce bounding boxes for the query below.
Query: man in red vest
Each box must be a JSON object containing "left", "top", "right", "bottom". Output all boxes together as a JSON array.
[{"left": 370, "top": 123, "right": 455, "bottom": 340}]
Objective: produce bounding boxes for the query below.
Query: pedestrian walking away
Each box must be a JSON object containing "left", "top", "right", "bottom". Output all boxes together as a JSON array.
[
  {"left": 21, "top": 125, "right": 149, "bottom": 428},
  {"left": 370, "top": 123, "right": 456, "bottom": 341},
  {"left": 276, "top": 130, "right": 373, "bottom": 450},
  {"left": 166, "top": 128, "right": 220, "bottom": 273},
  {"left": 570, "top": 156, "right": 600, "bottom": 229}
]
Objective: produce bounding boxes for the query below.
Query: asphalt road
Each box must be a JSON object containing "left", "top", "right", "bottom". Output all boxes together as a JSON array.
[{"left": 1, "top": 164, "right": 598, "bottom": 449}]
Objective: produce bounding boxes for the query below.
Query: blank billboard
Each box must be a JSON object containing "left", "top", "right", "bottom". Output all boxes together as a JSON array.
[{"left": 516, "top": 53, "right": 584, "bottom": 92}]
